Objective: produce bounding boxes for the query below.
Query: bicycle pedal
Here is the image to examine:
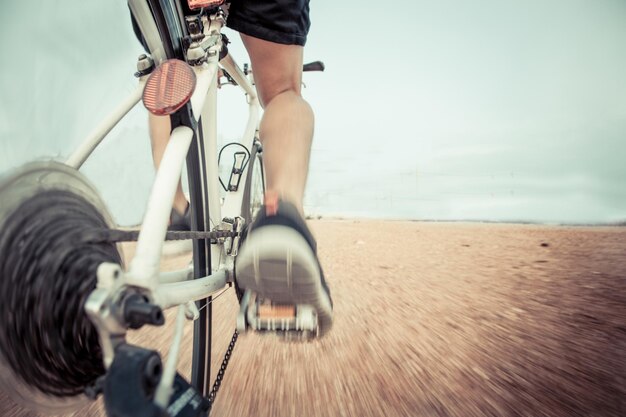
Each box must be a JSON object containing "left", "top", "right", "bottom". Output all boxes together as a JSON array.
[
  {"left": 258, "top": 304, "right": 296, "bottom": 319},
  {"left": 237, "top": 290, "right": 318, "bottom": 339}
]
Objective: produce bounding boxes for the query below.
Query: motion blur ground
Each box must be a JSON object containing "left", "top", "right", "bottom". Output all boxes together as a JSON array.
[
  {"left": 0, "top": 2, "right": 624, "bottom": 415},
  {"left": 2, "top": 219, "right": 623, "bottom": 417}
]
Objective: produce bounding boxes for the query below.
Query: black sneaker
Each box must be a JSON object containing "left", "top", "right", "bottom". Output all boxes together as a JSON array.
[
  {"left": 168, "top": 204, "right": 191, "bottom": 231},
  {"left": 235, "top": 198, "right": 333, "bottom": 337}
]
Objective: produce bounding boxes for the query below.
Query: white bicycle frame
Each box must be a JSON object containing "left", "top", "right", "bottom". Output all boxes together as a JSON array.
[{"left": 70, "top": 3, "right": 260, "bottom": 405}]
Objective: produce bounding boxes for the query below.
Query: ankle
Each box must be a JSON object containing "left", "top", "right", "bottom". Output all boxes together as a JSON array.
[{"left": 264, "top": 190, "right": 304, "bottom": 217}]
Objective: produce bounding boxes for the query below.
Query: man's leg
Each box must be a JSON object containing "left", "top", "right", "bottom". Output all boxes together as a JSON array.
[
  {"left": 148, "top": 113, "right": 189, "bottom": 216},
  {"left": 240, "top": 34, "right": 313, "bottom": 214},
  {"left": 235, "top": 34, "right": 333, "bottom": 337}
]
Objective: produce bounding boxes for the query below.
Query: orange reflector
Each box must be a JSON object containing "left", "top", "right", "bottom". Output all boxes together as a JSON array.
[
  {"left": 187, "top": 0, "right": 224, "bottom": 10},
  {"left": 143, "top": 59, "right": 196, "bottom": 116}
]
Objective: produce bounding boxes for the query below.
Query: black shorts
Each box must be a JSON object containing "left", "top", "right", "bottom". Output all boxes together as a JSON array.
[
  {"left": 131, "top": 1, "right": 310, "bottom": 52},
  {"left": 226, "top": 0, "right": 311, "bottom": 46}
]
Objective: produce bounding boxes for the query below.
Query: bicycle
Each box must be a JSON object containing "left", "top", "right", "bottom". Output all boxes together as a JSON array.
[{"left": 0, "top": 1, "right": 326, "bottom": 416}]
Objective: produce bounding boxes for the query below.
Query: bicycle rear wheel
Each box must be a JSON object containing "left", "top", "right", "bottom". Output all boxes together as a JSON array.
[
  {"left": 186, "top": 123, "right": 214, "bottom": 396},
  {"left": 143, "top": 0, "right": 214, "bottom": 396}
]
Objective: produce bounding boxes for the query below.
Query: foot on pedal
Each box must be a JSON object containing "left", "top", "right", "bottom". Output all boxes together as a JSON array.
[{"left": 235, "top": 197, "right": 333, "bottom": 338}]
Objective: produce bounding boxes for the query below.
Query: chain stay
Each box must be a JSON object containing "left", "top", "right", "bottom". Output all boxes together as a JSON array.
[{"left": 86, "top": 230, "right": 239, "bottom": 413}]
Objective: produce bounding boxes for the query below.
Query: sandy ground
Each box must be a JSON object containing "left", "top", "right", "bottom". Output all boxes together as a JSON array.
[{"left": 1, "top": 220, "right": 625, "bottom": 417}]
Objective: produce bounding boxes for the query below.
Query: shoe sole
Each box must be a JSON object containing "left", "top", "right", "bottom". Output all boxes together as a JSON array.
[{"left": 235, "top": 225, "right": 333, "bottom": 338}]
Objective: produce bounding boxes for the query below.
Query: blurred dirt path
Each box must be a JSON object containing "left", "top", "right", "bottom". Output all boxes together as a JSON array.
[{"left": 2, "top": 220, "right": 625, "bottom": 416}]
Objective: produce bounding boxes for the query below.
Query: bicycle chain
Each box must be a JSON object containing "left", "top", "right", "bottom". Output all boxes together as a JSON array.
[
  {"left": 86, "top": 228, "right": 238, "bottom": 243},
  {"left": 206, "top": 330, "right": 239, "bottom": 413}
]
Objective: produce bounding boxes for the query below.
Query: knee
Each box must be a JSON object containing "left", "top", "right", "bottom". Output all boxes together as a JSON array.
[
  {"left": 259, "top": 85, "right": 302, "bottom": 109},
  {"left": 261, "top": 89, "right": 314, "bottom": 121}
]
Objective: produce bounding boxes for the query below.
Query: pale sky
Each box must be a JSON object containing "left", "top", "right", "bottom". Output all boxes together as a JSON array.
[{"left": 1, "top": 0, "right": 625, "bottom": 224}]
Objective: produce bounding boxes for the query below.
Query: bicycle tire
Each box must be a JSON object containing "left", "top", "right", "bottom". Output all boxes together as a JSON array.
[
  {"left": 187, "top": 121, "right": 214, "bottom": 396},
  {"left": 241, "top": 140, "right": 266, "bottom": 225},
  {"left": 234, "top": 140, "right": 265, "bottom": 303},
  {"left": 143, "top": 0, "right": 214, "bottom": 396}
]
